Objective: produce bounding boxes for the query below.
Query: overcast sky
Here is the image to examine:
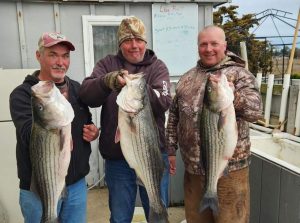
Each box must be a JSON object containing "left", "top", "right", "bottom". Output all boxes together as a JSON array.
[{"left": 219, "top": 0, "right": 300, "bottom": 47}]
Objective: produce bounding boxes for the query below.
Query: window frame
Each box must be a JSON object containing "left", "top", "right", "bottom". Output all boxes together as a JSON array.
[{"left": 82, "top": 15, "right": 128, "bottom": 76}]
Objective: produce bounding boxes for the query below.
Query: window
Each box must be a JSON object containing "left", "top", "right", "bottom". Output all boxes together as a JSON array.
[
  {"left": 92, "top": 26, "right": 119, "bottom": 64},
  {"left": 82, "top": 15, "right": 128, "bottom": 76}
]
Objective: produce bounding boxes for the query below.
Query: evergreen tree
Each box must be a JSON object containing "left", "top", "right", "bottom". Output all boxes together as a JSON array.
[{"left": 214, "top": 5, "right": 273, "bottom": 75}]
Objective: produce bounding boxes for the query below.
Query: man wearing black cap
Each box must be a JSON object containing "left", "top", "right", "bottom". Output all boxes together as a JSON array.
[
  {"left": 10, "top": 32, "right": 99, "bottom": 223},
  {"left": 79, "top": 16, "right": 172, "bottom": 222}
]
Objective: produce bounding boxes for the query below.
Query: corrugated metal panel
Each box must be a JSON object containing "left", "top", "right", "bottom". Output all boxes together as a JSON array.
[
  {"left": 279, "top": 169, "right": 300, "bottom": 223},
  {"left": 250, "top": 154, "right": 300, "bottom": 223},
  {"left": 0, "top": 2, "right": 21, "bottom": 69},
  {"left": 250, "top": 155, "right": 263, "bottom": 223},
  {"left": 54, "top": 3, "right": 61, "bottom": 32},
  {"left": 16, "top": 2, "right": 28, "bottom": 68},
  {"left": 6, "top": 0, "right": 229, "bottom": 4},
  {"left": 260, "top": 160, "right": 281, "bottom": 223},
  {"left": 204, "top": 4, "right": 213, "bottom": 25},
  {"left": 59, "top": 4, "right": 91, "bottom": 82},
  {"left": 22, "top": 2, "right": 56, "bottom": 69},
  {"left": 197, "top": 3, "right": 213, "bottom": 28},
  {"left": 89, "top": 4, "right": 96, "bottom": 14},
  {"left": 94, "top": 3, "right": 127, "bottom": 16}
]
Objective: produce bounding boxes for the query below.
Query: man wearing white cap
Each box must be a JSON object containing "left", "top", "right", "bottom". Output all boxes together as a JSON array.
[
  {"left": 80, "top": 16, "right": 172, "bottom": 222},
  {"left": 10, "top": 32, "right": 99, "bottom": 223}
]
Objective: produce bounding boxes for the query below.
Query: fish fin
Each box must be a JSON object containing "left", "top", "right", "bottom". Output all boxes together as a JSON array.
[
  {"left": 222, "top": 166, "right": 230, "bottom": 177},
  {"left": 128, "top": 115, "right": 137, "bottom": 133},
  {"left": 217, "top": 111, "right": 226, "bottom": 131},
  {"left": 60, "top": 124, "right": 72, "bottom": 152},
  {"left": 70, "top": 139, "right": 73, "bottom": 152},
  {"left": 114, "top": 127, "right": 120, "bottom": 143},
  {"left": 199, "top": 193, "right": 219, "bottom": 216},
  {"left": 60, "top": 186, "right": 68, "bottom": 199},
  {"left": 29, "top": 175, "right": 39, "bottom": 197},
  {"left": 136, "top": 177, "right": 144, "bottom": 187},
  {"left": 48, "top": 218, "right": 59, "bottom": 223},
  {"left": 59, "top": 125, "right": 72, "bottom": 178},
  {"left": 42, "top": 217, "right": 59, "bottom": 223},
  {"left": 149, "top": 206, "right": 169, "bottom": 223}
]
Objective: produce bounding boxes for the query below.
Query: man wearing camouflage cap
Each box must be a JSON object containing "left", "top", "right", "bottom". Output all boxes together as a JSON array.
[{"left": 79, "top": 16, "right": 171, "bottom": 222}]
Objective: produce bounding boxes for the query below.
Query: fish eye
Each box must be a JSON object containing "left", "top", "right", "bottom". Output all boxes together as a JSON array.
[
  {"left": 36, "top": 104, "right": 44, "bottom": 111},
  {"left": 207, "top": 86, "right": 212, "bottom": 92},
  {"left": 139, "top": 84, "right": 144, "bottom": 90}
]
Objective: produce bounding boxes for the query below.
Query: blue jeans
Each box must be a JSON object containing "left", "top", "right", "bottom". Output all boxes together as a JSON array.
[
  {"left": 19, "top": 177, "right": 87, "bottom": 223},
  {"left": 105, "top": 153, "right": 170, "bottom": 223}
]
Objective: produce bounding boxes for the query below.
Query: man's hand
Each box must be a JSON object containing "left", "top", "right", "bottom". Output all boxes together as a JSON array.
[
  {"left": 104, "top": 70, "right": 128, "bottom": 91},
  {"left": 209, "top": 74, "right": 235, "bottom": 92},
  {"left": 83, "top": 124, "right": 99, "bottom": 142},
  {"left": 168, "top": 156, "right": 177, "bottom": 175}
]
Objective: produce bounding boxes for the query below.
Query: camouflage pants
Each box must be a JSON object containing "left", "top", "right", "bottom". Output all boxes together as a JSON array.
[{"left": 184, "top": 167, "right": 250, "bottom": 223}]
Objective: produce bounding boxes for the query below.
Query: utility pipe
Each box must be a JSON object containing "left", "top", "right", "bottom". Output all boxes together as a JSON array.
[
  {"left": 264, "top": 74, "right": 274, "bottom": 127},
  {"left": 279, "top": 74, "right": 290, "bottom": 131},
  {"left": 272, "top": 131, "right": 300, "bottom": 144},
  {"left": 240, "top": 41, "right": 249, "bottom": 71},
  {"left": 250, "top": 124, "right": 300, "bottom": 143},
  {"left": 256, "top": 73, "right": 262, "bottom": 92},
  {"left": 295, "top": 90, "right": 300, "bottom": 136},
  {"left": 250, "top": 123, "right": 273, "bottom": 134}
]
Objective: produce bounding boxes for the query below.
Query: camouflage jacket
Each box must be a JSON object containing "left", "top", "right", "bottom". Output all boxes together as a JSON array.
[{"left": 166, "top": 51, "right": 263, "bottom": 175}]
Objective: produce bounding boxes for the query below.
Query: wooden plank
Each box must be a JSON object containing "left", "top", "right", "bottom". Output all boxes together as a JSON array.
[
  {"left": 286, "top": 85, "right": 299, "bottom": 134},
  {"left": 279, "top": 169, "right": 300, "bottom": 223},
  {"left": 249, "top": 155, "right": 263, "bottom": 223},
  {"left": 260, "top": 159, "right": 281, "bottom": 223}
]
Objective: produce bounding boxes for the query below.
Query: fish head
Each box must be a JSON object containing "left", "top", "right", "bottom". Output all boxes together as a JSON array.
[
  {"left": 31, "top": 81, "right": 74, "bottom": 129},
  {"left": 204, "top": 73, "right": 234, "bottom": 112},
  {"left": 116, "top": 73, "right": 145, "bottom": 113}
]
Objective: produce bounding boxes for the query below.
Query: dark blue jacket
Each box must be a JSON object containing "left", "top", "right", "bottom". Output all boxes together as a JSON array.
[{"left": 10, "top": 71, "right": 92, "bottom": 189}]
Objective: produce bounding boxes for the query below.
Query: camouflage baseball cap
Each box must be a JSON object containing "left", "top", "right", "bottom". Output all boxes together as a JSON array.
[
  {"left": 38, "top": 32, "right": 75, "bottom": 51},
  {"left": 118, "top": 16, "right": 147, "bottom": 46}
]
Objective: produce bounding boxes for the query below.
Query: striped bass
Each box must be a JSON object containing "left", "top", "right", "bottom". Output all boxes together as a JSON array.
[
  {"left": 199, "top": 73, "right": 238, "bottom": 215},
  {"left": 30, "top": 81, "right": 74, "bottom": 223},
  {"left": 116, "top": 73, "right": 169, "bottom": 223}
]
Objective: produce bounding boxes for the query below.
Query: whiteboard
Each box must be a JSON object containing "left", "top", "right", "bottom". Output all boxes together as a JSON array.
[{"left": 152, "top": 3, "right": 198, "bottom": 76}]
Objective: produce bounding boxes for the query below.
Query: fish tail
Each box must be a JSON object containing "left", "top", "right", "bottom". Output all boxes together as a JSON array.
[
  {"left": 148, "top": 206, "right": 169, "bottom": 223},
  {"left": 199, "top": 193, "right": 219, "bottom": 216},
  {"left": 42, "top": 218, "right": 59, "bottom": 223}
]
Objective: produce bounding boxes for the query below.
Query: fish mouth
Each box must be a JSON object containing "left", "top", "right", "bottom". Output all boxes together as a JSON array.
[{"left": 32, "top": 81, "right": 54, "bottom": 97}]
